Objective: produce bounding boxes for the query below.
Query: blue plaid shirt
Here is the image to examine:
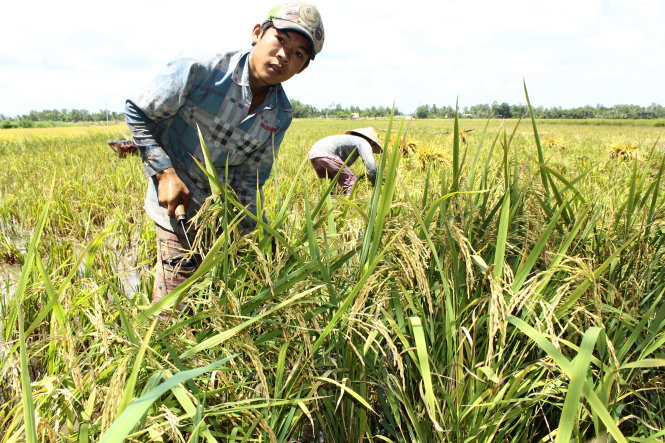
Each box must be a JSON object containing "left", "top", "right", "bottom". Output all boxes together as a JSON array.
[{"left": 125, "top": 49, "right": 293, "bottom": 232}]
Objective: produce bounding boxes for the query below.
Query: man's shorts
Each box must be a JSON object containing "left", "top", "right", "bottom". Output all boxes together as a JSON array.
[{"left": 310, "top": 156, "right": 357, "bottom": 195}]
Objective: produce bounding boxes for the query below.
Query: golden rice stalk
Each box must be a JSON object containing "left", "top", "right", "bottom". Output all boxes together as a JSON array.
[
  {"left": 237, "top": 337, "right": 270, "bottom": 398},
  {"left": 101, "top": 357, "right": 130, "bottom": 429}
]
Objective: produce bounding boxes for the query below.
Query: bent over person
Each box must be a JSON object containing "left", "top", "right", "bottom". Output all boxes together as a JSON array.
[
  {"left": 125, "top": 3, "right": 325, "bottom": 303},
  {"left": 309, "top": 127, "right": 383, "bottom": 196}
]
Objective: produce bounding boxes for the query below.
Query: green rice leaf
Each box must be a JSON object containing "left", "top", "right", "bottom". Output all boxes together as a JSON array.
[
  {"left": 315, "top": 377, "right": 375, "bottom": 413},
  {"left": 13, "top": 176, "right": 55, "bottom": 443},
  {"left": 181, "top": 285, "right": 323, "bottom": 358},
  {"left": 493, "top": 192, "right": 511, "bottom": 278},
  {"left": 114, "top": 318, "right": 158, "bottom": 419},
  {"left": 195, "top": 124, "right": 222, "bottom": 195},
  {"left": 512, "top": 197, "right": 569, "bottom": 291},
  {"left": 410, "top": 316, "right": 443, "bottom": 432},
  {"left": 556, "top": 327, "right": 601, "bottom": 443},
  {"left": 619, "top": 359, "right": 665, "bottom": 370},
  {"left": 99, "top": 357, "right": 235, "bottom": 443},
  {"left": 509, "top": 317, "right": 627, "bottom": 442},
  {"left": 524, "top": 80, "right": 551, "bottom": 200}
]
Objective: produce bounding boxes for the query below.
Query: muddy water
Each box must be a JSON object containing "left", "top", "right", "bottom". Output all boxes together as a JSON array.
[
  {"left": 0, "top": 263, "right": 21, "bottom": 298},
  {"left": 117, "top": 260, "right": 143, "bottom": 298},
  {"left": 2, "top": 252, "right": 147, "bottom": 302}
]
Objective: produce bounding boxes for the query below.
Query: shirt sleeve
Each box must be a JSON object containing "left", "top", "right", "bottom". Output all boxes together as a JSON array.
[
  {"left": 125, "top": 100, "right": 172, "bottom": 177},
  {"left": 357, "top": 140, "right": 378, "bottom": 184},
  {"left": 125, "top": 57, "right": 199, "bottom": 177}
]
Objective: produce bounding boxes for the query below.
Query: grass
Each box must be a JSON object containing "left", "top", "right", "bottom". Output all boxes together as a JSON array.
[{"left": 0, "top": 110, "right": 663, "bottom": 441}]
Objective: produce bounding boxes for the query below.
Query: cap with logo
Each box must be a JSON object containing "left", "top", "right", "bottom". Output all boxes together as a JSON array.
[{"left": 266, "top": 3, "right": 324, "bottom": 59}]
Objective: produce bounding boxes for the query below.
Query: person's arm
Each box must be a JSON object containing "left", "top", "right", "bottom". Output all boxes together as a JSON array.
[
  {"left": 126, "top": 100, "right": 190, "bottom": 216},
  {"left": 125, "top": 57, "right": 199, "bottom": 215},
  {"left": 125, "top": 100, "right": 172, "bottom": 177},
  {"left": 357, "top": 140, "right": 378, "bottom": 185}
]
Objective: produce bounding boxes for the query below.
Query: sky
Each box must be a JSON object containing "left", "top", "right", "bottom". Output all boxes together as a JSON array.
[{"left": 1, "top": 0, "right": 664, "bottom": 116}]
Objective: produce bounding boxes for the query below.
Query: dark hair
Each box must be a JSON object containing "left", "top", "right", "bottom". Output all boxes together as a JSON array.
[
  {"left": 252, "top": 20, "right": 274, "bottom": 46},
  {"left": 261, "top": 20, "right": 274, "bottom": 35}
]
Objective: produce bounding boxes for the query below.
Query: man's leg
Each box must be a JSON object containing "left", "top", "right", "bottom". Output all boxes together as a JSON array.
[{"left": 153, "top": 224, "right": 198, "bottom": 305}]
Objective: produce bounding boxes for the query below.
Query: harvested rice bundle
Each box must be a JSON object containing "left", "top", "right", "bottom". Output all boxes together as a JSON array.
[
  {"left": 608, "top": 142, "right": 640, "bottom": 161},
  {"left": 401, "top": 140, "right": 417, "bottom": 156},
  {"left": 416, "top": 143, "right": 449, "bottom": 167},
  {"left": 543, "top": 136, "right": 567, "bottom": 150},
  {"left": 389, "top": 134, "right": 418, "bottom": 156}
]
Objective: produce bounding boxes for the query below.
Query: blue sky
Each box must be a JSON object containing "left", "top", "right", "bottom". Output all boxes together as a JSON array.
[{"left": 1, "top": 0, "right": 663, "bottom": 116}]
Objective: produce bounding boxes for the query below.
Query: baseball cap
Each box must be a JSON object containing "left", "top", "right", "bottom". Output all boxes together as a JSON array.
[{"left": 266, "top": 3, "right": 324, "bottom": 59}]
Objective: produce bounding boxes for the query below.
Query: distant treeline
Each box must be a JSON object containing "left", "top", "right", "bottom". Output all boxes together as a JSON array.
[
  {"left": 291, "top": 101, "right": 399, "bottom": 119},
  {"left": 293, "top": 100, "right": 665, "bottom": 120},
  {"left": 2, "top": 102, "right": 665, "bottom": 128},
  {"left": 0, "top": 109, "right": 124, "bottom": 128},
  {"left": 431, "top": 102, "right": 665, "bottom": 119}
]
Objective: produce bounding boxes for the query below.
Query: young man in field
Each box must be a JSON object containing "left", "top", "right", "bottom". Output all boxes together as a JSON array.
[
  {"left": 125, "top": 2, "right": 325, "bottom": 303},
  {"left": 309, "top": 128, "right": 383, "bottom": 196}
]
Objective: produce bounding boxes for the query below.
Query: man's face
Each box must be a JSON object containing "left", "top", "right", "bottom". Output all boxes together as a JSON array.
[{"left": 249, "top": 26, "right": 310, "bottom": 91}]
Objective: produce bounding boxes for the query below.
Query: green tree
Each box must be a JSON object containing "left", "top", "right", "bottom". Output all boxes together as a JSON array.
[
  {"left": 492, "top": 102, "right": 512, "bottom": 118},
  {"left": 414, "top": 105, "right": 430, "bottom": 119}
]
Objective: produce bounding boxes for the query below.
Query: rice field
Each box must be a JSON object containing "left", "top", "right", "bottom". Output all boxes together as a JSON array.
[{"left": 0, "top": 112, "right": 664, "bottom": 442}]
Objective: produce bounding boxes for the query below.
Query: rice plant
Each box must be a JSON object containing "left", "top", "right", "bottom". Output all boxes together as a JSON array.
[{"left": 0, "top": 103, "right": 663, "bottom": 441}]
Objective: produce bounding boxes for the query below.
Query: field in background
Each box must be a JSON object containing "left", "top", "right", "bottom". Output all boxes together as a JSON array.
[{"left": 0, "top": 117, "right": 663, "bottom": 441}]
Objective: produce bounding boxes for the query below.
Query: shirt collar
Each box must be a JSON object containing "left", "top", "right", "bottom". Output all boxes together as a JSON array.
[
  {"left": 233, "top": 50, "right": 251, "bottom": 87},
  {"left": 232, "top": 49, "right": 293, "bottom": 113}
]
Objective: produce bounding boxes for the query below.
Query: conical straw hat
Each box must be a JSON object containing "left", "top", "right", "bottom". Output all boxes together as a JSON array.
[{"left": 345, "top": 127, "right": 383, "bottom": 153}]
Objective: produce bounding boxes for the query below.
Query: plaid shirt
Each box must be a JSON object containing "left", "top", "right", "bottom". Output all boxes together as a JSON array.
[{"left": 125, "top": 49, "right": 293, "bottom": 232}]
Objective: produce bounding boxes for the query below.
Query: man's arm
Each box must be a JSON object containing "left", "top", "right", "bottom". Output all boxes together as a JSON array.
[
  {"left": 125, "top": 57, "right": 199, "bottom": 215},
  {"left": 126, "top": 100, "right": 190, "bottom": 216},
  {"left": 125, "top": 100, "right": 173, "bottom": 177},
  {"left": 357, "top": 140, "right": 378, "bottom": 185}
]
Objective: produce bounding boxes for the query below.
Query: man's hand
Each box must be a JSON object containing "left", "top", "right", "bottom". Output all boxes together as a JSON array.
[
  {"left": 358, "top": 173, "right": 377, "bottom": 186},
  {"left": 156, "top": 167, "right": 190, "bottom": 217}
]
